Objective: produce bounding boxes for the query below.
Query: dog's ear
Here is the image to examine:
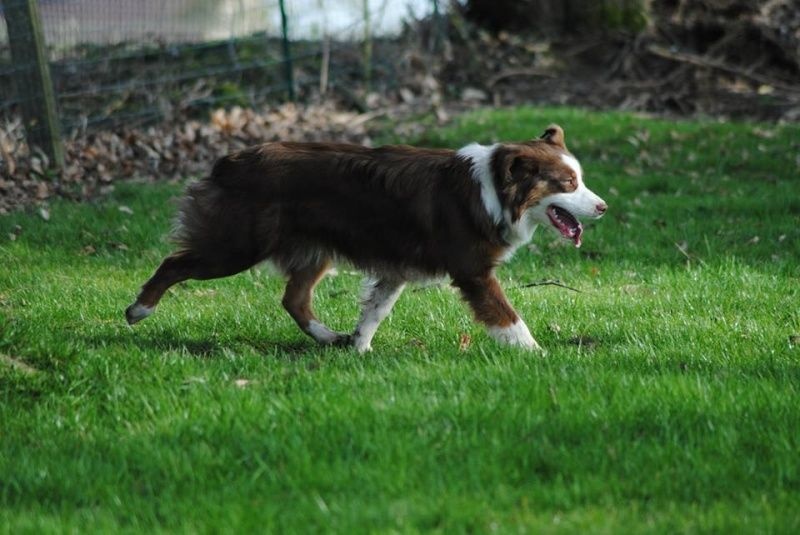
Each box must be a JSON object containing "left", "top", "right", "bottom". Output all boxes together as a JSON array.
[
  {"left": 496, "top": 149, "right": 538, "bottom": 185},
  {"left": 508, "top": 155, "right": 538, "bottom": 184},
  {"left": 540, "top": 124, "right": 566, "bottom": 149}
]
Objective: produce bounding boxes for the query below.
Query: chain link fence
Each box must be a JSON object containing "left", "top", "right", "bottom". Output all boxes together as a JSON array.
[{"left": 0, "top": 0, "right": 443, "bottom": 160}]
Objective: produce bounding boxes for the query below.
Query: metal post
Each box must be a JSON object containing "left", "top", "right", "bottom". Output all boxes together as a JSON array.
[
  {"left": 362, "top": 0, "right": 372, "bottom": 91},
  {"left": 432, "top": 0, "right": 442, "bottom": 52},
  {"left": 278, "top": 0, "right": 295, "bottom": 101},
  {"left": 3, "top": 0, "right": 64, "bottom": 168}
]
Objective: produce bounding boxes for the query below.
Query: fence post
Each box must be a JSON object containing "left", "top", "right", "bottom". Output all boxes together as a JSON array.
[
  {"left": 362, "top": 0, "right": 372, "bottom": 92},
  {"left": 4, "top": 0, "right": 64, "bottom": 168},
  {"left": 432, "top": 0, "right": 442, "bottom": 52},
  {"left": 278, "top": 0, "right": 295, "bottom": 101}
]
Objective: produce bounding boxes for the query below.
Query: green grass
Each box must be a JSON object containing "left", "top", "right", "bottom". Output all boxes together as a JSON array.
[{"left": 1, "top": 107, "right": 799, "bottom": 533}]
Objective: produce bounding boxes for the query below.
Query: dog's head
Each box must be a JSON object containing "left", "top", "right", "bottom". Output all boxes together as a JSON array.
[{"left": 493, "top": 125, "right": 607, "bottom": 247}]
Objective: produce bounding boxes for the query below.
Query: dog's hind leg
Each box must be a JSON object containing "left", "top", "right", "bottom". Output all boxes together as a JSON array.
[
  {"left": 282, "top": 260, "right": 348, "bottom": 346},
  {"left": 125, "top": 250, "right": 252, "bottom": 325},
  {"left": 351, "top": 278, "right": 405, "bottom": 353}
]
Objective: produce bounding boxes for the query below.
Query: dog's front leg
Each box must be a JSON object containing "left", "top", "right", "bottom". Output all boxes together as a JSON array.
[
  {"left": 454, "top": 274, "right": 542, "bottom": 351},
  {"left": 352, "top": 278, "right": 405, "bottom": 353}
]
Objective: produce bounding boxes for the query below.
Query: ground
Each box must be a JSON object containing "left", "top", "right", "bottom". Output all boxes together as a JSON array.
[{"left": 1, "top": 107, "right": 799, "bottom": 532}]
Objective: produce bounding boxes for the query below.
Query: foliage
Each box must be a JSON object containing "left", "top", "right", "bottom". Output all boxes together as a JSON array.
[{"left": 464, "top": 0, "right": 647, "bottom": 35}]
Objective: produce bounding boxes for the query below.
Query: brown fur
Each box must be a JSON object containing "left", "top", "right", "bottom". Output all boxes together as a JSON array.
[{"left": 126, "top": 125, "right": 587, "bottom": 348}]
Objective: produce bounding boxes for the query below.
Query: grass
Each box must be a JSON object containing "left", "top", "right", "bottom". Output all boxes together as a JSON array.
[{"left": 1, "top": 107, "right": 799, "bottom": 533}]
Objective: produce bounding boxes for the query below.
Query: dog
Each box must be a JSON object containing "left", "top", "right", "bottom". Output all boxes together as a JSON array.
[{"left": 125, "top": 124, "right": 606, "bottom": 352}]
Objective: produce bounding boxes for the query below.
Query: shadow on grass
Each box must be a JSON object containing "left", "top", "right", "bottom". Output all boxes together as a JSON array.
[{"left": 81, "top": 330, "right": 318, "bottom": 360}]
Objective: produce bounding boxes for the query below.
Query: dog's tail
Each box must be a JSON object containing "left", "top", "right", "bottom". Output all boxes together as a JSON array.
[
  {"left": 171, "top": 177, "right": 271, "bottom": 266},
  {"left": 171, "top": 178, "right": 220, "bottom": 253},
  {"left": 172, "top": 146, "right": 286, "bottom": 262}
]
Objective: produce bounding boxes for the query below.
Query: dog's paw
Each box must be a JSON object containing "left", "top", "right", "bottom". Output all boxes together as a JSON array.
[
  {"left": 488, "top": 320, "right": 543, "bottom": 351},
  {"left": 125, "top": 302, "right": 154, "bottom": 325},
  {"left": 353, "top": 341, "right": 372, "bottom": 353},
  {"left": 307, "top": 320, "right": 351, "bottom": 347}
]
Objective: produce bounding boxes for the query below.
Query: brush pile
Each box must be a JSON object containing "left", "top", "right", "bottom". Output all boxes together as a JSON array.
[
  {"left": 457, "top": 0, "right": 800, "bottom": 117},
  {"left": 620, "top": 0, "right": 800, "bottom": 115}
]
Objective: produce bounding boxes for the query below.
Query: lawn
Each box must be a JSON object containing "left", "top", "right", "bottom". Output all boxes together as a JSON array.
[{"left": 1, "top": 107, "right": 799, "bottom": 533}]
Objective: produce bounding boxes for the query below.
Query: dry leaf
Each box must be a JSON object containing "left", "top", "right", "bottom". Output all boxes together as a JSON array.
[
  {"left": 408, "top": 338, "right": 426, "bottom": 349},
  {"left": 752, "top": 127, "right": 776, "bottom": 138},
  {"left": 35, "top": 182, "right": 50, "bottom": 200},
  {"left": 458, "top": 333, "right": 471, "bottom": 351}
]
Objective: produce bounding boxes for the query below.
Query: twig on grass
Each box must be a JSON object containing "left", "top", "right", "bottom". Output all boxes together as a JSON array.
[
  {"left": 674, "top": 241, "right": 707, "bottom": 266},
  {"left": 519, "top": 279, "right": 582, "bottom": 293}
]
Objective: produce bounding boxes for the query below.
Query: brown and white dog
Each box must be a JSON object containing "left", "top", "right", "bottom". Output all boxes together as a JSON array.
[{"left": 125, "top": 124, "right": 606, "bottom": 351}]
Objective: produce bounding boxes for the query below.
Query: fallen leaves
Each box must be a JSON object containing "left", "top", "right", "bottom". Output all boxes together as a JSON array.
[{"left": 0, "top": 102, "right": 375, "bottom": 215}]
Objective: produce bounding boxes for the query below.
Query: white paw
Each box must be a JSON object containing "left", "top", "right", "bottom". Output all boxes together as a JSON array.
[
  {"left": 488, "top": 320, "right": 543, "bottom": 351},
  {"left": 307, "top": 320, "right": 341, "bottom": 345},
  {"left": 353, "top": 336, "right": 372, "bottom": 353}
]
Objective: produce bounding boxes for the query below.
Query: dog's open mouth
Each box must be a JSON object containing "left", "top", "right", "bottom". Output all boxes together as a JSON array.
[{"left": 547, "top": 205, "right": 583, "bottom": 247}]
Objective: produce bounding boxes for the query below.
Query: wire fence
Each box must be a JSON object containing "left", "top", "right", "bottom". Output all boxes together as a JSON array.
[{"left": 0, "top": 0, "right": 444, "bottom": 161}]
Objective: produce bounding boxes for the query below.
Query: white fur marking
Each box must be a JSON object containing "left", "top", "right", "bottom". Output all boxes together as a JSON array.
[
  {"left": 307, "top": 320, "right": 340, "bottom": 344},
  {"left": 502, "top": 208, "right": 539, "bottom": 259},
  {"left": 561, "top": 153, "right": 583, "bottom": 184},
  {"left": 527, "top": 154, "right": 606, "bottom": 227},
  {"left": 488, "top": 319, "right": 541, "bottom": 350},
  {"left": 554, "top": 153, "right": 605, "bottom": 217},
  {"left": 353, "top": 279, "right": 405, "bottom": 353},
  {"left": 457, "top": 143, "right": 503, "bottom": 224}
]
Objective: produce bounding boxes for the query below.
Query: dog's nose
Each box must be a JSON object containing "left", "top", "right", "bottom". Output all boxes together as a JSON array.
[{"left": 595, "top": 202, "right": 608, "bottom": 215}]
